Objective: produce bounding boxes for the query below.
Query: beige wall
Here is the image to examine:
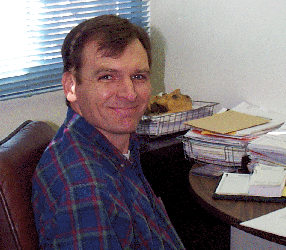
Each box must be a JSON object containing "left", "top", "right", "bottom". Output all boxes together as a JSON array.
[{"left": 0, "top": 90, "right": 67, "bottom": 140}]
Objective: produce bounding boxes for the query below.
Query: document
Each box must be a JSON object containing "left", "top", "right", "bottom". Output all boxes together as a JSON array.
[
  {"left": 214, "top": 164, "right": 286, "bottom": 197},
  {"left": 248, "top": 164, "right": 286, "bottom": 197},
  {"left": 248, "top": 123, "right": 286, "bottom": 171},
  {"left": 215, "top": 173, "right": 250, "bottom": 195},
  {"left": 249, "top": 164, "right": 286, "bottom": 186},
  {"left": 231, "top": 102, "right": 286, "bottom": 136},
  {"left": 185, "top": 110, "right": 270, "bottom": 134},
  {"left": 183, "top": 140, "right": 247, "bottom": 166},
  {"left": 249, "top": 123, "right": 286, "bottom": 154},
  {"left": 240, "top": 207, "right": 286, "bottom": 237},
  {"left": 183, "top": 102, "right": 285, "bottom": 168}
]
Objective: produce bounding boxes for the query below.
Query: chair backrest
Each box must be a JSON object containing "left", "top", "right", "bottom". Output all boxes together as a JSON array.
[{"left": 0, "top": 121, "right": 56, "bottom": 250}]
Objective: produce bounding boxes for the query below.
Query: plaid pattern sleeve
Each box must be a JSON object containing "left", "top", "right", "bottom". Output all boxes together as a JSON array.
[{"left": 32, "top": 108, "right": 185, "bottom": 249}]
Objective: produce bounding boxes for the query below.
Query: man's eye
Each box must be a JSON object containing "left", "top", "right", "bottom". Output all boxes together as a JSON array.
[
  {"left": 132, "top": 74, "right": 147, "bottom": 80},
  {"left": 99, "top": 75, "right": 112, "bottom": 80}
]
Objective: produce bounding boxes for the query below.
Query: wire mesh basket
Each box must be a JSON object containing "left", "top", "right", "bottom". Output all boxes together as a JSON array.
[
  {"left": 136, "top": 101, "right": 218, "bottom": 138},
  {"left": 182, "top": 137, "right": 248, "bottom": 167}
]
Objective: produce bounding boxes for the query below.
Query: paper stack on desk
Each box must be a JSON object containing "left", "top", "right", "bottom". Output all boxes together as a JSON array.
[
  {"left": 183, "top": 130, "right": 248, "bottom": 166},
  {"left": 215, "top": 163, "right": 286, "bottom": 198},
  {"left": 248, "top": 164, "right": 286, "bottom": 197},
  {"left": 185, "top": 109, "right": 270, "bottom": 135},
  {"left": 183, "top": 102, "right": 285, "bottom": 167},
  {"left": 248, "top": 122, "right": 286, "bottom": 171}
]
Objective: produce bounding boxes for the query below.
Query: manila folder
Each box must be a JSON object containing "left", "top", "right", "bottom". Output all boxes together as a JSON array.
[{"left": 185, "top": 110, "right": 270, "bottom": 134}]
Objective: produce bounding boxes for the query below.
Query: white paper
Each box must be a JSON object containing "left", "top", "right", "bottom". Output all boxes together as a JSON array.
[
  {"left": 231, "top": 102, "right": 286, "bottom": 136},
  {"left": 249, "top": 164, "right": 286, "bottom": 186},
  {"left": 240, "top": 207, "right": 286, "bottom": 237},
  {"left": 249, "top": 123, "right": 286, "bottom": 153},
  {"left": 183, "top": 102, "right": 285, "bottom": 167},
  {"left": 183, "top": 142, "right": 247, "bottom": 166}
]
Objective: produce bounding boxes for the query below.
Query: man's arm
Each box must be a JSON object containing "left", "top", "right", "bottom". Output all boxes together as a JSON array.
[
  {"left": 32, "top": 176, "right": 128, "bottom": 249},
  {"left": 153, "top": 196, "right": 186, "bottom": 249}
]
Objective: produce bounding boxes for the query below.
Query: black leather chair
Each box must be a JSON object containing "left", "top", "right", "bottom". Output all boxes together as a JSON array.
[{"left": 0, "top": 121, "right": 56, "bottom": 249}]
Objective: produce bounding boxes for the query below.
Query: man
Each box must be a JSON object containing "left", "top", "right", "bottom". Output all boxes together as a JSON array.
[{"left": 32, "top": 14, "right": 185, "bottom": 249}]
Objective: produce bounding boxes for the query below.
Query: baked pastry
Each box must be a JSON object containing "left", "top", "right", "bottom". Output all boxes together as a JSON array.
[
  {"left": 145, "top": 89, "right": 192, "bottom": 115},
  {"left": 145, "top": 102, "right": 168, "bottom": 115}
]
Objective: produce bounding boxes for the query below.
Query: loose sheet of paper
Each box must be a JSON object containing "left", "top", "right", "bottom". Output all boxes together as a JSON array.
[{"left": 240, "top": 207, "right": 286, "bottom": 237}]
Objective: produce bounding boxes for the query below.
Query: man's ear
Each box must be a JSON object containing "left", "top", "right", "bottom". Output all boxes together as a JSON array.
[{"left": 62, "top": 72, "right": 77, "bottom": 103}]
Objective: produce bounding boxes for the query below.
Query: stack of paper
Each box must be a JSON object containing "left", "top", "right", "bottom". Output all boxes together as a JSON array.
[
  {"left": 183, "top": 137, "right": 248, "bottom": 166},
  {"left": 183, "top": 102, "right": 285, "bottom": 167},
  {"left": 248, "top": 164, "right": 286, "bottom": 197},
  {"left": 215, "top": 164, "right": 286, "bottom": 198},
  {"left": 248, "top": 123, "right": 286, "bottom": 171}
]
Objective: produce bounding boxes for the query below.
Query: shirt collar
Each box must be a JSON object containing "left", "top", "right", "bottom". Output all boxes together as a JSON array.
[{"left": 65, "top": 107, "right": 140, "bottom": 168}]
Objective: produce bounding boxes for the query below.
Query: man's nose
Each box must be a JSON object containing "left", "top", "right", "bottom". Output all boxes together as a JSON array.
[{"left": 117, "top": 77, "right": 137, "bottom": 101}]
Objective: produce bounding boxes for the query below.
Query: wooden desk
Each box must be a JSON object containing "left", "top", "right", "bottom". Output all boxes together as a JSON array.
[{"left": 189, "top": 167, "right": 286, "bottom": 246}]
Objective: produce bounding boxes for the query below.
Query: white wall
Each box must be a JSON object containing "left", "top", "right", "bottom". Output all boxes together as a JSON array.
[{"left": 150, "top": 0, "right": 286, "bottom": 115}]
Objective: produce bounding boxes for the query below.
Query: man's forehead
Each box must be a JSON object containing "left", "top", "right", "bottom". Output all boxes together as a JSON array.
[
  {"left": 83, "top": 38, "right": 145, "bottom": 56},
  {"left": 83, "top": 39, "right": 125, "bottom": 55},
  {"left": 82, "top": 39, "right": 149, "bottom": 66},
  {"left": 83, "top": 40, "right": 107, "bottom": 56}
]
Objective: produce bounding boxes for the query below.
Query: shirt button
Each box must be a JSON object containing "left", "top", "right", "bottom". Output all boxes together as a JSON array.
[{"left": 120, "top": 164, "right": 125, "bottom": 168}]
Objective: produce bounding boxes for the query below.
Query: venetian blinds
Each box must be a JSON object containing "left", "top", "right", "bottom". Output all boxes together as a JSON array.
[{"left": 0, "top": 0, "right": 150, "bottom": 100}]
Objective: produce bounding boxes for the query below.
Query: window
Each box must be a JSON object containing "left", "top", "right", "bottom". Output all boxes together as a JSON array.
[{"left": 0, "top": 0, "right": 150, "bottom": 100}]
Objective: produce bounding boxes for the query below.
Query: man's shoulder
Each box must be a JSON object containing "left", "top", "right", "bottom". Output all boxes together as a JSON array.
[
  {"left": 32, "top": 127, "right": 108, "bottom": 201},
  {"left": 33, "top": 121, "right": 88, "bottom": 176},
  {"left": 37, "top": 123, "right": 96, "bottom": 168}
]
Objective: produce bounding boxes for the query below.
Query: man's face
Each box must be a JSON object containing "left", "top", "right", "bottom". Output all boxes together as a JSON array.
[{"left": 68, "top": 39, "right": 151, "bottom": 137}]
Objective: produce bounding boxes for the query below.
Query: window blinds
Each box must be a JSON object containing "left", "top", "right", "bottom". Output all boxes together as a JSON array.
[{"left": 0, "top": 0, "right": 150, "bottom": 100}]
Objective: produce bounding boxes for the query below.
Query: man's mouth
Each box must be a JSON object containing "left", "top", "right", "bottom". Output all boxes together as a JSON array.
[{"left": 110, "top": 106, "right": 139, "bottom": 114}]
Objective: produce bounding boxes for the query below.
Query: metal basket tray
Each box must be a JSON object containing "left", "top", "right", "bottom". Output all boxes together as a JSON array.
[
  {"left": 136, "top": 101, "right": 218, "bottom": 138},
  {"left": 182, "top": 138, "right": 248, "bottom": 167}
]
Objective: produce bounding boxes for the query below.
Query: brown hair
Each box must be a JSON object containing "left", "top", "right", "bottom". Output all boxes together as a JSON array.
[{"left": 61, "top": 14, "right": 152, "bottom": 84}]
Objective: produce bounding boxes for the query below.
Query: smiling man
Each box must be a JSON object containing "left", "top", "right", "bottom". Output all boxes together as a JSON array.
[
  {"left": 32, "top": 15, "right": 185, "bottom": 249},
  {"left": 64, "top": 38, "right": 151, "bottom": 153}
]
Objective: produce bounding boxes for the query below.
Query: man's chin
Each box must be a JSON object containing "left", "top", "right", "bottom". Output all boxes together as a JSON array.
[
  {"left": 116, "top": 120, "right": 140, "bottom": 134},
  {"left": 98, "top": 117, "right": 142, "bottom": 135},
  {"left": 118, "top": 125, "right": 138, "bottom": 134}
]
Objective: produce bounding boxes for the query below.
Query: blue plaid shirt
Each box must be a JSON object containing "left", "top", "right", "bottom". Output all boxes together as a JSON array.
[{"left": 32, "top": 108, "right": 185, "bottom": 249}]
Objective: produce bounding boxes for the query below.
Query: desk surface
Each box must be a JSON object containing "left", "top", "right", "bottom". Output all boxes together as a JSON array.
[{"left": 189, "top": 165, "right": 286, "bottom": 245}]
